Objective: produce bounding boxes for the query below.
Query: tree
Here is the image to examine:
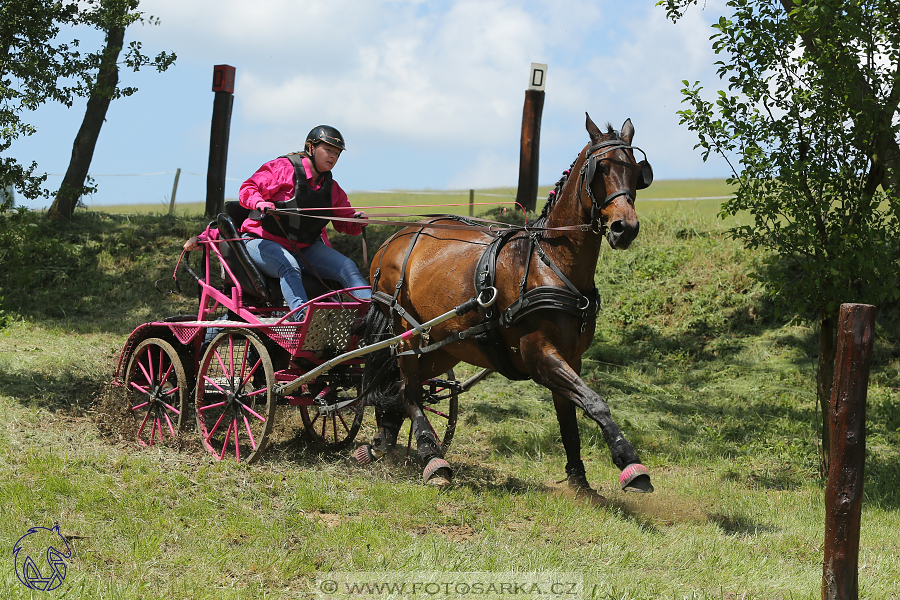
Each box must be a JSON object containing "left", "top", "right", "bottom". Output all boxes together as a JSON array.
[
  {"left": 48, "top": 0, "right": 175, "bottom": 221},
  {"left": 0, "top": 1, "right": 82, "bottom": 210},
  {"left": 659, "top": 0, "right": 900, "bottom": 476}
]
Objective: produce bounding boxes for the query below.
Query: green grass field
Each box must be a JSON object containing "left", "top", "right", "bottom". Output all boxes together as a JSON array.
[
  {"left": 1, "top": 187, "right": 899, "bottom": 599},
  {"left": 89, "top": 178, "right": 735, "bottom": 221}
]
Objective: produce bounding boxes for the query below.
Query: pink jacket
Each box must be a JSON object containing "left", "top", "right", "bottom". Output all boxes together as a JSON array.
[{"left": 238, "top": 156, "right": 364, "bottom": 250}]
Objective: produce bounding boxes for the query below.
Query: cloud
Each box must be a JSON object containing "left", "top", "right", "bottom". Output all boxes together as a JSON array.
[{"left": 16, "top": 0, "right": 733, "bottom": 209}]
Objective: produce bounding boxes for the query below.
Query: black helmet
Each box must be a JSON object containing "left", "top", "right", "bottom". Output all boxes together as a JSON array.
[{"left": 305, "top": 125, "right": 346, "bottom": 152}]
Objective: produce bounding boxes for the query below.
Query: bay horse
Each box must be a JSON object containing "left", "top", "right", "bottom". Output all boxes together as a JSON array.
[{"left": 358, "top": 114, "right": 654, "bottom": 495}]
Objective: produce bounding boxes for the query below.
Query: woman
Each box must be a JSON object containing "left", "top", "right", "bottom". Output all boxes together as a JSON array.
[{"left": 185, "top": 125, "right": 370, "bottom": 320}]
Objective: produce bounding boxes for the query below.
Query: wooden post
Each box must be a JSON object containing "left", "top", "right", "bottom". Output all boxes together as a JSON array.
[
  {"left": 515, "top": 63, "right": 546, "bottom": 214},
  {"left": 469, "top": 189, "right": 474, "bottom": 217},
  {"left": 822, "top": 303, "right": 876, "bottom": 600},
  {"left": 168, "top": 168, "right": 181, "bottom": 216},
  {"left": 206, "top": 65, "right": 235, "bottom": 218}
]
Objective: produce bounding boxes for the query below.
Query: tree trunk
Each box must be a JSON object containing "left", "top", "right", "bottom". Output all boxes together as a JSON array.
[
  {"left": 48, "top": 23, "right": 125, "bottom": 221},
  {"left": 817, "top": 312, "right": 837, "bottom": 478}
]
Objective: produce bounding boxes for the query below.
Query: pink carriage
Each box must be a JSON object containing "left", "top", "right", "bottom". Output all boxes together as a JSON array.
[{"left": 113, "top": 202, "right": 461, "bottom": 463}]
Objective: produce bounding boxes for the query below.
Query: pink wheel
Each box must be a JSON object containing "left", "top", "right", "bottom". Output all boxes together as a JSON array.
[
  {"left": 124, "top": 338, "right": 188, "bottom": 447},
  {"left": 195, "top": 330, "right": 275, "bottom": 463}
]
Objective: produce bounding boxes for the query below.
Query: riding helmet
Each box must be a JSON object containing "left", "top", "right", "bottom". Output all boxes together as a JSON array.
[{"left": 306, "top": 125, "right": 346, "bottom": 152}]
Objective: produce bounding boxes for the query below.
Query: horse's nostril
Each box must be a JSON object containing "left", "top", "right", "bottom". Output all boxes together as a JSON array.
[{"left": 610, "top": 220, "right": 625, "bottom": 234}]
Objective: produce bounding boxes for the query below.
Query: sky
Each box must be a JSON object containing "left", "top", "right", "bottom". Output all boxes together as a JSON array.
[{"left": 10, "top": 0, "right": 732, "bottom": 209}]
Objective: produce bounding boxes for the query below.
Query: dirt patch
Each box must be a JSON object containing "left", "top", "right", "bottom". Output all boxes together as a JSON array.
[
  {"left": 304, "top": 511, "right": 348, "bottom": 528},
  {"left": 413, "top": 524, "right": 478, "bottom": 543},
  {"left": 554, "top": 483, "right": 610, "bottom": 508},
  {"left": 611, "top": 491, "right": 707, "bottom": 528},
  {"left": 91, "top": 380, "right": 137, "bottom": 442},
  {"left": 90, "top": 380, "right": 202, "bottom": 454}
]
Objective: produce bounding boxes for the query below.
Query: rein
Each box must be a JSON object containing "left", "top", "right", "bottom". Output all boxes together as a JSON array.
[{"left": 266, "top": 208, "right": 594, "bottom": 234}]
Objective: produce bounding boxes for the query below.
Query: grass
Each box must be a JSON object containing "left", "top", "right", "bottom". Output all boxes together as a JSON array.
[
  {"left": 1, "top": 191, "right": 899, "bottom": 599},
  {"left": 88, "top": 178, "right": 735, "bottom": 220}
]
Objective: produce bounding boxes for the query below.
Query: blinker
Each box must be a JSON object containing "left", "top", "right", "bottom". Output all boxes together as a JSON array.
[{"left": 637, "top": 160, "right": 653, "bottom": 190}]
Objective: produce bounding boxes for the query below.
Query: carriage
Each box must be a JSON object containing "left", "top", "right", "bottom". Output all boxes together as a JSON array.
[
  {"left": 114, "top": 114, "right": 655, "bottom": 494},
  {"left": 112, "top": 201, "right": 478, "bottom": 464}
]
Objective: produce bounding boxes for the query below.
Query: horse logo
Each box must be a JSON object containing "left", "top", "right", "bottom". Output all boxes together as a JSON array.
[{"left": 12, "top": 524, "right": 72, "bottom": 591}]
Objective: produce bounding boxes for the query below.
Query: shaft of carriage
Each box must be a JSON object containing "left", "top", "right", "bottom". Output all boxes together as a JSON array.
[{"left": 274, "top": 294, "right": 491, "bottom": 397}]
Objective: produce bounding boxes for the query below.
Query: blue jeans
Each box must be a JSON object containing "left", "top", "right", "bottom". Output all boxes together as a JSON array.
[{"left": 244, "top": 237, "right": 371, "bottom": 318}]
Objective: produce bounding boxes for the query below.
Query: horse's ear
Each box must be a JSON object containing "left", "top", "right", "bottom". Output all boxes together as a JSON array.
[
  {"left": 586, "top": 112, "right": 602, "bottom": 144},
  {"left": 621, "top": 118, "right": 634, "bottom": 145}
]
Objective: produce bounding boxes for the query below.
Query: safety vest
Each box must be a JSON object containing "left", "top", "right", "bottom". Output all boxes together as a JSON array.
[{"left": 259, "top": 153, "right": 333, "bottom": 245}]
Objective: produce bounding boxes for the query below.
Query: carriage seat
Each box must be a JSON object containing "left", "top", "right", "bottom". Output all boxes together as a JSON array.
[
  {"left": 215, "top": 202, "right": 343, "bottom": 308},
  {"left": 216, "top": 209, "right": 282, "bottom": 306}
]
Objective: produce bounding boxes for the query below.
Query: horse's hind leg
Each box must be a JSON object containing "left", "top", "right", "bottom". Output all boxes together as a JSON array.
[
  {"left": 356, "top": 406, "right": 405, "bottom": 464},
  {"left": 375, "top": 407, "right": 405, "bottom": 454},
  {"left": 407, "top": 397, "right": 451, "bottom": 486},
  {"left": 399, "top": 359, "right": 452, "bottom": 486}
]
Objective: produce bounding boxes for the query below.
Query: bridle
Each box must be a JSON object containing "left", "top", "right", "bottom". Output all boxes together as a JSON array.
[{"left": 578, "top": 139, "right": 649, "bottom": 234}]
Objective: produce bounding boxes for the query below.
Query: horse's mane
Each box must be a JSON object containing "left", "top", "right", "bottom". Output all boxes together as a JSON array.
[{"left": 531, "top": 123, "right": 619, "bottom": 229}]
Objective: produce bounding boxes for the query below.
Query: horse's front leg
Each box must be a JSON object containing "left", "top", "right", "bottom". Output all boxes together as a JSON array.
[
  {"left": 535, "top": 350, "right": 653, "bottom": 493},
  {"left": 552, "top": 393, "right": 593, "bottom": 494}
]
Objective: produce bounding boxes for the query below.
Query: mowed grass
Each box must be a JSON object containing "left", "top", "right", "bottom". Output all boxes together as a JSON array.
[{"left": 2, "top": 191, "right": 900, "bottom": 599}]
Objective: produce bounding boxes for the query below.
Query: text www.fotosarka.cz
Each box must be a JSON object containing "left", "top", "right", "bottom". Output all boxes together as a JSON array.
[{"left": 316, "top": 572, "right": 584, "bottom": 599}]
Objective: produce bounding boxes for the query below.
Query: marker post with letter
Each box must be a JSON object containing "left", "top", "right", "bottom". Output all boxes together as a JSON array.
[{"left": 516, "top": 63, "right": 547, "bottom": 213}]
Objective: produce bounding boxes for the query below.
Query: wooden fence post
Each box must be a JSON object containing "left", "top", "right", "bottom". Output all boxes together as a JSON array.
[
  {"left": 168, "top": 168, "right": 181, "bottom": 216},
  {"left": 515, "top": 63, "right": 546, "bottom": 214},
  {"left": 469, "top": 189, "right": 474, "bottom": 217},
  {"left": 206, "top": 65, "right": 235, "bottom": 218},
  {"left": 822, "top": 303, "right": 876, "bottom": 600}
]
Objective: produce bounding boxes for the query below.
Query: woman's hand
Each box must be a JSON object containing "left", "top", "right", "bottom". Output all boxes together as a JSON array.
[
  {"left": 354, "top": 211, "right": 368, "bottom": 226},
  {"left": 183, "top": 236, "right": 202, "bottom": 252}
]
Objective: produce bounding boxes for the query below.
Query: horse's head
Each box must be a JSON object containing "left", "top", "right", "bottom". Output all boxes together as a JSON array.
[{"left": 581, "top": 114, "right": 652, "bottom": 250}]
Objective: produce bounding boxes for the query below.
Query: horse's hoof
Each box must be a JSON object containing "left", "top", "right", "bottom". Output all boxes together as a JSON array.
[
  {"left": 355, "top": 444, "right": 376, "bottom": 465},
  {"left": 423, "top": 457, "right": 453, "bottom": 486},
  {"left": 566, "top": 477, "right": 607, "bottom": 504},
  {"left": 619, "top": 463, "right": 654, "bottom": 493},
  {"left": 566, "top": 473, "right": 592, "bottom": 493},
  {"left": 427, "top": 473, "right": 452, "bottom": 487}
]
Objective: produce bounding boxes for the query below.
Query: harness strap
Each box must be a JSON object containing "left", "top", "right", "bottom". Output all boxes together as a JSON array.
[
  {"left": 474, "top": 228, "right": 517, "bottom": 321},
  {"left": 396, "top": 320, "right": 498, "bottom": 357},
  {"left": 531, "top": 236, "right": 584, "bottom": 298},
  {"left": 374, "top": 215, "right": 600, "bottom": 381},
  {"left": 501, "top": 286, "right": 600, "bottom": 329},
  {"left": 371, "top": 291, "right": 427, "bottom": 334}
]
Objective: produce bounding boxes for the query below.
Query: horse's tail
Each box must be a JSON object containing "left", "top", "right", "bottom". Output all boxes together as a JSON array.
[{"left": 358, "top": 305, "right": 403, "bottom": 412}]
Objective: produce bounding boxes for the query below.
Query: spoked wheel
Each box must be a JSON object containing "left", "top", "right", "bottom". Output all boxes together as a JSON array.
[
  {"left": 402, "top": 369, "right": 460, "bottom": 455},
  {"left": 125, "top": 338, "right": 188, "bottom": 447},
  {"left": 299, "top": 371, "right": 366, "bottom": 451},
  {"left": 195, "top": 330, "right": 275, "bottom": 463}
]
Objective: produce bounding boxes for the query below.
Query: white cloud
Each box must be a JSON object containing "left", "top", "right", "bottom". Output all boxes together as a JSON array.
[{"left": 16, "top": 0, "right": 733, "bottom": 209}]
